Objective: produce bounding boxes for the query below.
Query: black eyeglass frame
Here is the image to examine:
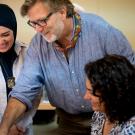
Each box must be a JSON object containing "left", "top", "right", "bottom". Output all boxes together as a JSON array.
[{"left": 27, "top": 12, "right": 54, "bottom": 28}]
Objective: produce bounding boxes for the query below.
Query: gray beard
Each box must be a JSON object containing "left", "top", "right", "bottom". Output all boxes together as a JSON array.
[{"left": 41, "top": 33, "right": 58, "bottom": 43}]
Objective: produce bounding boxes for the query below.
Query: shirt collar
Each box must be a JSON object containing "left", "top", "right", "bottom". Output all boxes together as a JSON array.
[{"left": 54, "top": 12, "right": 81, "bottom": 52}]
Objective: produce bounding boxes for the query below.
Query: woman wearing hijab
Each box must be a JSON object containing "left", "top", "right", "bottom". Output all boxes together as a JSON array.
[{"left": 0, "top": 4, "right": 41, "bottom": 135}]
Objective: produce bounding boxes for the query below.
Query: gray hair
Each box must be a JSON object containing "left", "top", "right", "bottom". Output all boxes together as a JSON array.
[{"left": 21, "top": 0, "right": 75, "bottom": 18}]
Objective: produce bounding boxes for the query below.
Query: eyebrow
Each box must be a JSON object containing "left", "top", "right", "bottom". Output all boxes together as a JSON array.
[
  {"left": 38, "top": 17, "right": 47, "bottom": 21},
  {"left": 30, "top": 14, "right": 49, "bottom": 22},
  {"left": 86, "top": 87, "right": 92, "bottom": 91},
  {"left": 0, "top": 31, "right": 10, "bottom": 36},
  {"left": 35, "top": 12, "right": 53, "bottom": 22},
  {"left": 29, "top": 17, "right": 46, "bottom": 24}
]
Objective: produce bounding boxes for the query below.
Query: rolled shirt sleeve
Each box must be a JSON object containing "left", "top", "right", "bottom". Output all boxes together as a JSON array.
[{"left": 9, "top": 37, "right": 44, "bottom": 110}]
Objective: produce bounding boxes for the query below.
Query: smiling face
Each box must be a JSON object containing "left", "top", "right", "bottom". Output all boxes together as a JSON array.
[
  {"left": 0, "top": 26, "right": 14, "bottom": 53},
  {"left": 84, "top": 78, "right": 105, "bottom": 112},
  {"left": 27, "top": 2, "right": 66, "bottom": 43}
]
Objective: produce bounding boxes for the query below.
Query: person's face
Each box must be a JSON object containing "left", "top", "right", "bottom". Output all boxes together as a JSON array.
[
  {"left": 27, "top": 2, "right": 66, "bottom": 43},
  {"left": 0, "top": 26, "right": 14, "bottom": 53},
  {"left": 84, "top": 78, "right": 105, "bottom": 112}
]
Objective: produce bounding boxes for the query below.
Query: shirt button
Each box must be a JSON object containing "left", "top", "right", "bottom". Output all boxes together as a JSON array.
[
  {"left": 76, "top": 89, "right": 79, "bottom": 92},
  {"left": 72, "top": 71, "right": 74, "bottom": 74},
  {"left": 81, "top": 105, "right": 85, "bottom": 108}
]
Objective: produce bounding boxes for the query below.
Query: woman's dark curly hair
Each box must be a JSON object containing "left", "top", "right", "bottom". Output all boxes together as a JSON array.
[{"left": 85, "top": 54, "right": 135, "bottom": 124}]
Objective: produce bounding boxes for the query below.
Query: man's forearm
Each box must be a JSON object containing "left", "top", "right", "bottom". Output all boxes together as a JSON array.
[{"left": 0, "top": 97, "right": 26, "bottom": 135}]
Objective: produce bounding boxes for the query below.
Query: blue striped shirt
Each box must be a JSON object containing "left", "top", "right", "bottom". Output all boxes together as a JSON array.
[{"left": 10, "top": 12, "right": 135, "bottom": 114}]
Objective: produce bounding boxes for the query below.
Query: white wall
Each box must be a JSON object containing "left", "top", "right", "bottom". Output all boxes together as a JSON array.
[{"left": 1, "top": 0, "right": 135, "bottom": 48}]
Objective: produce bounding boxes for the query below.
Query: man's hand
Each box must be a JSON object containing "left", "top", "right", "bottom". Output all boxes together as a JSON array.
[
  {"left": 0, "top": 124, "right": 8, "bottom": 135},
  {"left": 8, "top": 125, "right": 25, "bottom": 135},
  {"left": 0, "top": 98, "right": 26, "bottom": 135}
]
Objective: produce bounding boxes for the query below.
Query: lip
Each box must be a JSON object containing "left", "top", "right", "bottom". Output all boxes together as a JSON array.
[{"left": 0, "top": 44, "right": 7, "bottom": 49}]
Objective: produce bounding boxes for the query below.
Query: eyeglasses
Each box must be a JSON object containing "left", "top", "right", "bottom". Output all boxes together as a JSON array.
[{"left": 27, "top": 12, "right": 54, "bottom": 28}]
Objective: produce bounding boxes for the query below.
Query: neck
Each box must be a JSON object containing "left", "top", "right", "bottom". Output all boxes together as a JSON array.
[
  {"left": 103, "top": 116, "right": 115, "bottom": 135},
  {"left": 58, "top": 17, "right": 73, "bottom": 45}
]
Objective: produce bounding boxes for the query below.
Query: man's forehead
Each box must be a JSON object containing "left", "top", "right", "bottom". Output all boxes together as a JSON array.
[{"left": 27, "top": 2, "right": 50, "bottom": 21}]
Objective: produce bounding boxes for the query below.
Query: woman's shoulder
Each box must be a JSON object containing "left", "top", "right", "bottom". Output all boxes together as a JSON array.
[
  {"left": 15, "top": 41, "right": 28, "bottom": 55},
  {"left": 15, "top": 41, "right": 28, "bottom": 48},
  {"left": 92, "top": 111, "right": 105, "bottom": 121},
  {"left": 91, "top": 111, "right": 105, "bottom": 128},
  {"left": 91, "top": 112, "right": 105, "bottom": 135},
  {"left": 121, "top": 116, "right": 135, "bottom": 134}
]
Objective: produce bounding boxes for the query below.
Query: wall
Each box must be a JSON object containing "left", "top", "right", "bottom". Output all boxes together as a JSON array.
[{"left": 0, "top": 0, "right": 135, "bottom": 48}]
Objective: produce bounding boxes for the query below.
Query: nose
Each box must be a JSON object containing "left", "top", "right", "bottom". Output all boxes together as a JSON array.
[
  {"left": 0, "top": 37, "right": 5, "bottom": 44},
  {"left": 84, "top": 90, "right": 91, "bottom": 101},
  {"left": 34, "top": 25, "right": 44, "bottom": 33}
]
